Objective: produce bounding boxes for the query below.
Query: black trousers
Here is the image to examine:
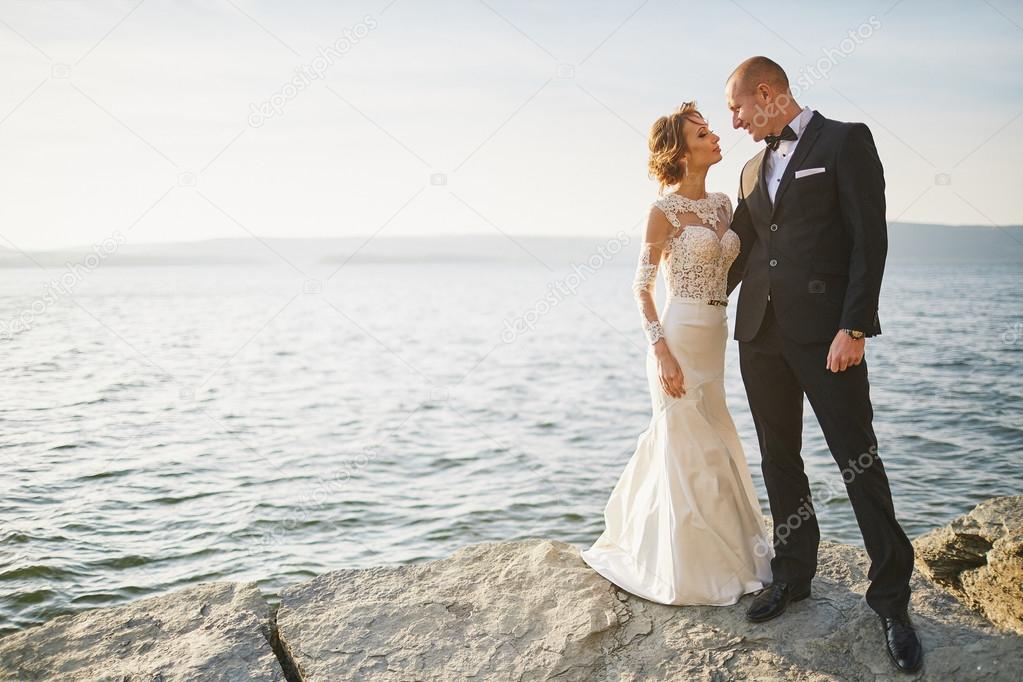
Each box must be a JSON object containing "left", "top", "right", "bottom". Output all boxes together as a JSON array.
[{"left": 738, "top": 299, "right": 914, "bottom": 617}]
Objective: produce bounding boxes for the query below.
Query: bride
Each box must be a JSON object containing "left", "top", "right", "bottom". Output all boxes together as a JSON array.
[{"left": 581, "top": 101, "right": 774, "bottom": 606}]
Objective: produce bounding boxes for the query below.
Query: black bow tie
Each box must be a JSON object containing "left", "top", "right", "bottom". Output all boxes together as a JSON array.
[{"left": 764, "top": 125, "right": 797, "bottom": 151}]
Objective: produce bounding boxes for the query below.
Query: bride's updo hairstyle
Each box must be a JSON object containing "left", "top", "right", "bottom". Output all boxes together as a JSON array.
[{"left": 648, "top": 100, "right": 702, "bottom": 194}]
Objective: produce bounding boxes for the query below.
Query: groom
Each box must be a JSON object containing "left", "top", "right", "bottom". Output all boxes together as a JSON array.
[{"left": 723, "top": 57, "right": 922, "bottom": 673}]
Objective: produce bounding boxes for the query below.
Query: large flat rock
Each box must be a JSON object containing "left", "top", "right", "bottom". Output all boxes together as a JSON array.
[
  {"left": 0, "top": 581, "right": 283, "bottom": 682},
  {"left": 914, "top": 495, "right": 1023, "bottom": 636},
  {"left": 276, "top": 533, "right": 1023, "bottom": 681}
]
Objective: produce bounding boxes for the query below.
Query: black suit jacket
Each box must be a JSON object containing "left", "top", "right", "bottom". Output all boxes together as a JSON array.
[{"left": 726, "top": 110, "right": 888, "bottom": 344}]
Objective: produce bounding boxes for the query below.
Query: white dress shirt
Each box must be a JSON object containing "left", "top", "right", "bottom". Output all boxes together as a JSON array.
[{"left": 765, "top": 105, "right": 814, "bottom": 203}]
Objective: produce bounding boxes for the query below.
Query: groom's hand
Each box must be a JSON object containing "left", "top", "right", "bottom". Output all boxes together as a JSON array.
[{"left": 826, "top": 331, "right": 865, "bottom": 373}]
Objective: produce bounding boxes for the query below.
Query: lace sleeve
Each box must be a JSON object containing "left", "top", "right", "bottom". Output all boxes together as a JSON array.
[
  {"left": 722, "top": 192, "right": 734, "bottom": 226},
  {"left": 633, "top": 204, "right": 672, "bottom": 345}
]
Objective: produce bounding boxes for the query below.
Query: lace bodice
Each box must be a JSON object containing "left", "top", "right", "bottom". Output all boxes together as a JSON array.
[{"left": 632, "top": 192, "right": 738, "bottom": 344}]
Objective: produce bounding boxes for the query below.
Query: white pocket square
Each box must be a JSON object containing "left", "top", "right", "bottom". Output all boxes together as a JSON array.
[{"left": 794, "top": 167, "right": 826, "bottom": 178}]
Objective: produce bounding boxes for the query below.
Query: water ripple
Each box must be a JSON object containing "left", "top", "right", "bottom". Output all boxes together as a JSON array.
[{"left": 0, "top": 262, "right": 1020, "bottom": 637}]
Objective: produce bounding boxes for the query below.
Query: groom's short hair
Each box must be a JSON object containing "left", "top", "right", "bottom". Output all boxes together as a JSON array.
[{"left": 728, "top": 56, "right": 789, "bottom": 94}]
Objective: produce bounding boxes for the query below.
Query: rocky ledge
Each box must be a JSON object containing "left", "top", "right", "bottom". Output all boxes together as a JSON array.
[
  {"left": 2, "top": 496, "right": 1022, "bottom": 681},
  {"left": 0, "top": 582, "right": 283, "bottom": 681},
  {"left": 913, "top": 495, "right": 1023, "bottom": 636}
]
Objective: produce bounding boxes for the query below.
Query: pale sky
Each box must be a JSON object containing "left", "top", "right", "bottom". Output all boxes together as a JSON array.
[{"left": 1, "top": 0, "right": 1021, "bottom": 250}]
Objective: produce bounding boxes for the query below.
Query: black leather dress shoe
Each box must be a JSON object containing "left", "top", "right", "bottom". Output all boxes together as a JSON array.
[
  {"left": 880, "top": 609, "right": 923, "bottom": 673},
  {"left": 745, "top": 581, "right": 811, "bottom": 622}
]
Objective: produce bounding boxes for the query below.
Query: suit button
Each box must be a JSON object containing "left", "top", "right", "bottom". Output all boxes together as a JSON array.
[
  {"left": 769, "top": 259, "right": 778, "bottom": 267},
  {"left": 770, "top": 223, "right": 778, "bottom": 231}
]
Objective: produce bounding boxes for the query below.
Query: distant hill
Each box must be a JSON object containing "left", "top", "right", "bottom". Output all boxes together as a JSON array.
[
  {"left": 886, "top": 223, "right": 1023, "bottom": 263},
  {"left": 1, "top": 223, "right": 1020, "bottom": 269}
]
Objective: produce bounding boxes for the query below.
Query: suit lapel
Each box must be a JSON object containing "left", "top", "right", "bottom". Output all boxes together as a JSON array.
[
  {"left": 754, "top": 147, "right": 770, "bottom": 211},
  {"left": 771, "top": 110, "right": 824, "bottom": 218},
  {"left": 746, "top": 149, "right": 771, "bottom": 229}
]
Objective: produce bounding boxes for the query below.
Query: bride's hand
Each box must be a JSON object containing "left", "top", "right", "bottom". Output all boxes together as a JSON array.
[{"left": 654, "top": 343, "right": 686, "bottom": 397}]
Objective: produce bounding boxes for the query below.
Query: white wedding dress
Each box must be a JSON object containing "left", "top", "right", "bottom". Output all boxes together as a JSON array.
[{"left": 581, "top": 191, "right": 774, "bottom": 606}]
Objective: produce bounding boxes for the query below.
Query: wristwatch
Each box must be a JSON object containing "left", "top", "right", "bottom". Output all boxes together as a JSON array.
[{"left": 842, "top": 328, "right": 865, "bottom": 339}]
